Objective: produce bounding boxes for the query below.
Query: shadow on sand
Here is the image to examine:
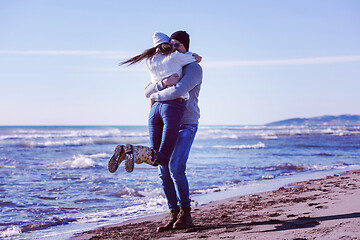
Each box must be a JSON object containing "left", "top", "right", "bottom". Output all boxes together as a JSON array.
[{"left": 186, "top": 212, "right": 360, "bottom": 233}]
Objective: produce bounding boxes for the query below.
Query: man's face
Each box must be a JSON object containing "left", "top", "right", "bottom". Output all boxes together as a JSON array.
[{"left": 170, "top": 39, "right": 187, "bottom": 53}]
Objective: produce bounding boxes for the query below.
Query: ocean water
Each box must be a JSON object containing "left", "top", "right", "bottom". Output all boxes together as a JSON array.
[{"left": 0, "top": 125, "right": 359, "bottom": 239}]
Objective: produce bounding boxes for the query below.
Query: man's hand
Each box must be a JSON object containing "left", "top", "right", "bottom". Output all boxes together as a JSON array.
[{"left": 162, "top": 73, "right": 180, "bottom": 87}]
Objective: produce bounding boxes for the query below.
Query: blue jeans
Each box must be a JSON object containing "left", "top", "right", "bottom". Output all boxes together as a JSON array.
[
  {"left": 148, "top": 100, "right": 186, "bottom": 165},
  {"left": 158, "top": 124, "right": 198, "bottom": 210}
]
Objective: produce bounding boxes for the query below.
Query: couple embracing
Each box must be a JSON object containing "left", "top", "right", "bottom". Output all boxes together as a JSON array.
[{"left": 108, "top": 30, "right": 203, "bottom": 232}]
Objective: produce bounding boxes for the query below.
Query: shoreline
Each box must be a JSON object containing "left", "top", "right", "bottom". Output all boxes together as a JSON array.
[{"left": 70, "top": 169, "right": 360, "bottom": 240}]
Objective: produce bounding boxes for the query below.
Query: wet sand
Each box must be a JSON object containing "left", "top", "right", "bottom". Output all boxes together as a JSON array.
[{"left": 71, "top": 170, "right": 360, "bottom": 240}]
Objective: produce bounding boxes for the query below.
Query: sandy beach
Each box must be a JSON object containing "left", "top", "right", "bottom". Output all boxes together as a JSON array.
[{"left": 71, "top": 170, "right": 360, "bottom": 240}]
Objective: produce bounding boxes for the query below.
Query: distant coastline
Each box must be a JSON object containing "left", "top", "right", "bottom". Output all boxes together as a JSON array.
[{"left": 266, "top": 114, "right": 360, "bottom": 126}]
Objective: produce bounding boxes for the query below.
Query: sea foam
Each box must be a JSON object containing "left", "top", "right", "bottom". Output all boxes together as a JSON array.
[{"left": 0, "top": 226, "right": 22, "bottom": 238}]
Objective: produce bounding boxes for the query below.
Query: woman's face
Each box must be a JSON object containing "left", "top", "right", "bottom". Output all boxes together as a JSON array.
[{"left": 170, "top": 39, "right": 187, "bottom": 53}]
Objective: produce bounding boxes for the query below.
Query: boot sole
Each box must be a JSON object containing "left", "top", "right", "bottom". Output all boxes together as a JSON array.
[
  {"left": 124, "top": 144, "right": 135, "bottom": 173},
  {"left": 156, "top": 225, "right": 174, "bottom": 233},
  {"left": 173, "top": 222, "right": 194, "bottom": 230},
  {"left": 108, "top": 145, "right": 124, "bottom": 173}
]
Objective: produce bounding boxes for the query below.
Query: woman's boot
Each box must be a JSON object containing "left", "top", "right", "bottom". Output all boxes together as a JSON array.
[
  {"left": 124, "top": 144, "right": 158, "bottom": 172},
  {"left": 108, "top": 145, "right": 126, "bottom": 173},
  {"left": 173, "top": 206, "right": 194, "bottom": 230},
  {"left": 156, "top": 209, "right": 180, "bottom": 233}
]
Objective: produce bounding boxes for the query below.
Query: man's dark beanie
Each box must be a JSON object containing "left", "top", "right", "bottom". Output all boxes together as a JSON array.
[{"left": 170, "top": 31, "right": 190, "bottom": 52}]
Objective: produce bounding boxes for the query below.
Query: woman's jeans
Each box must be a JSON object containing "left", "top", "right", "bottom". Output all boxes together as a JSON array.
[
  {"left": 148, "top": 100, "right": 186, "bottom": 165},
  {"left": 158, "top": 124, "right": 198, "bottom": 210}
]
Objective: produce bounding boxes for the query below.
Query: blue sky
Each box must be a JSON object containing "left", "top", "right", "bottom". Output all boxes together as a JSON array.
[{"left": 1, "top": 0, "right": 359, "bottom": 125}]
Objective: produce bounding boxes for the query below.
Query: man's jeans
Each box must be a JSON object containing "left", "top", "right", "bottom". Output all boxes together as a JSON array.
[
  {"left": 148, "top": 100, "right": 186, "bottom": 165},
  {"left": 158, "top": 124, "right": 198, "bottom": 210}
]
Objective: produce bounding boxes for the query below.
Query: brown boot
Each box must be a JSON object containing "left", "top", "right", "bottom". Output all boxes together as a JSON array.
[
  {"left": 173, "top": 206, "right": 194, "bottom": 230},
  {"left": 156, "top": 209, "right": 180, "bottom": 233}
]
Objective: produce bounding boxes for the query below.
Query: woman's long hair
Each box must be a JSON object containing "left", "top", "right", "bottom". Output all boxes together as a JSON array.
[{"left": 120, "top": 43, "right": 173, "bottom": 66}]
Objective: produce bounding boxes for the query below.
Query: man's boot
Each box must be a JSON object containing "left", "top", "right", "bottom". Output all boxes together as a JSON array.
[
  {"left": 108, "top": 145, "right": 126, "bottom": 173},
  {"left": 124, "top": 144, "right": 158, "bottom": 172},
  {"left": 156, "top": 209, "right": 180, "bottom": 233},
  {"left": 173, "top": 206, "right": 194, "bottom": 230}
]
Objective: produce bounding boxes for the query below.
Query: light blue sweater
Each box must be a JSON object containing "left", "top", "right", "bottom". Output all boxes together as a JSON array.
[{"left": 144, "top": 62, "right": 203, "bottom": 125}]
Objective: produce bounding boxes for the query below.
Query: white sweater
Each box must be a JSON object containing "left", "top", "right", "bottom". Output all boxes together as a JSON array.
[{"left": 146, "top": 51, "right": 196, "bottom": 100}]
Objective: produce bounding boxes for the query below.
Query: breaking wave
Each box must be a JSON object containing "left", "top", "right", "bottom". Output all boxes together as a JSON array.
[
  {"left": 19, "top": 139, "right": 94, "bottom": 148},
  {"left": 18, "top": 137, "right": 148, "bottom": 148},
  {"left": 48, "top": 154, "right": 102, "bottom": 169},
  {"left": 1, "top": 127, "right": 149, "bottom": 149},
  {"left": 213, "top": 142, "right": 265, "bottom": 150}
]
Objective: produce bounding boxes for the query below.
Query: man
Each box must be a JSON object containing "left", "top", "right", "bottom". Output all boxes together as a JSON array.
[{"left": 145, "top": 30, "right": 203, "bottom": 232}]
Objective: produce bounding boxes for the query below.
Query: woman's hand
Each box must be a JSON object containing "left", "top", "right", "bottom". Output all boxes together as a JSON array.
[
  {"left": 192, "top": 53, "right": 202, "bottom": 63},
  {"left": 162, "top": 73, "right": 180, "bottom": 87}
]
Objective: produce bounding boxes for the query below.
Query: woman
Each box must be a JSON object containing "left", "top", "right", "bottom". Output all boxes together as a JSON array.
[{"left": 108, "top": 32, "right": 200, "bottom": 173}]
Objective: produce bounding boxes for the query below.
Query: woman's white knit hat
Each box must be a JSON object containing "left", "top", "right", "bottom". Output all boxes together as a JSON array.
[{"left": 153, "top": 32, "right": 170, "bottom": 47}]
